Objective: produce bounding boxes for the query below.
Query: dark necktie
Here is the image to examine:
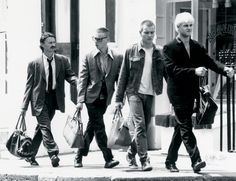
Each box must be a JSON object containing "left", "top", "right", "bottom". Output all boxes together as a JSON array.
[{"left": 47, "top": 58, "right": 53, "bottom": 92}]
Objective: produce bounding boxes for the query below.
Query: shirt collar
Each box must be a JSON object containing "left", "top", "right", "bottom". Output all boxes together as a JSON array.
[
  {"left": 43, "top": 53, "right": 55, "bottom": 61},
  {"left": 92, "top": 47, "right": 114, "bottom": 60},
  {"left": 138, "top": 41, "right": 157, "bottom": 52},
  {"left": 176, "top": 36, "right": 182, "bottom": 43}
]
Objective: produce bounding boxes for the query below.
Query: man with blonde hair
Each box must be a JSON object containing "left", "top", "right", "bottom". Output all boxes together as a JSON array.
[{"left": 163, "top": 12, "right": 234, "bottom": 173}]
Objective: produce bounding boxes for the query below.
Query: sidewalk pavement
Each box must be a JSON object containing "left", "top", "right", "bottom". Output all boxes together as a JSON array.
[{"left": 1, "top": 149, "right": 236, "bottom": 181}]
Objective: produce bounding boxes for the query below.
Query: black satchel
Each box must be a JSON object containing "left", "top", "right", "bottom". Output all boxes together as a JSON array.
[
  {"left": 196, "top": 77, "right": 218, "bottom": 125},
  {"left": 6, "top": 114, "right": 34, "bottom": 158}
]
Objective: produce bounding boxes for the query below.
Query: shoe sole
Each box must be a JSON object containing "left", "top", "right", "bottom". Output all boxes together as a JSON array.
[
  {"left": 129, "top": 165, "right": 139, "bottom": 169},
  {"left": 74, "top": 164, "right": 83, "bottom": 168},
  {"left": 142, "top": 166, "right": 153, "bottom": 171},
  {"left": 31, "top": 163, "right": 39, "bottom": 166},
  {"left": 193, "top": 162, "right": 206, "bottom": 172},
  {"left": 25, "top": 159, "right": 39, "bottom": 166},
  {"left": 169, "top": 169, "right": 179, "bottom": 172},
  {"left": 166, "top": 167, "right": 179, "bottom": 172},
  {"left": 104, "top": 161, "right": 119, "bottom": 168}
]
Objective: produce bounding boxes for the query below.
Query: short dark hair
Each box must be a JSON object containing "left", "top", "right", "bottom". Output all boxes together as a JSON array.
[
  {"left": 40, "top": 32, "right": 56, "bottom": 51},
  {"left": 96, "top": 27, "right": 110, "bottom": 37},
  {"left": 140, "top": 20, "right": 155, "bottom": 32}
]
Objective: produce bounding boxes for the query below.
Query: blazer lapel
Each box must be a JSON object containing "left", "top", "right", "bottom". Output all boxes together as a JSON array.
[
  {"left": 105, "top": 56, "right": 112, "bottom": 77},
  {"left": 95, "top": 55, "right": 103, "bottom": 74},
  {"left": 177, "top": 41, "right": 190, "bottom": 61},
  {"left": 54, "top": 54, "right": 61, "bottom": 78},
  {"left": 39, "top": 56, "right": 46, "bottom": 81}
]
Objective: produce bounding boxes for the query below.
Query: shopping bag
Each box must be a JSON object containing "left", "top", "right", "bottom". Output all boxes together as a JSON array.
[
  {"left": 108, "top": 109, "right": 131, "bottom": 147},
  {"left": 196, "top": 85, "right": 218, "bottom": 125},
  {"left": 63, "top": 110, "right": 84, "bottom": 148},
  {"left": 6, "top": 114, "right": 34, "bottom": 158}
]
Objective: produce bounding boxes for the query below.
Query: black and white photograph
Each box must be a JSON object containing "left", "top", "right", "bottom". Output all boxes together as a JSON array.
[{"left": 0, "top": 0, "right": 236, "bottom": 180}]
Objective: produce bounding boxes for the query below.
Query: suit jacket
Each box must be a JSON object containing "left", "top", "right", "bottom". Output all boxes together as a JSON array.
[
  {"left": 22, "top": 54, "right": 77, "bottom": 116},
  {"left": 77, "top": 48, "right": 123, "bottom": 106},
  {"left": 163, "top": 38, "right": 226, "bottom": 105}
]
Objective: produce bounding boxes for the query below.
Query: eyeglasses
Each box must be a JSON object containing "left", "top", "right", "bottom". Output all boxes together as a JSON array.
[{"left": 92, "top": 36, "right": 107, "bottom": 42}]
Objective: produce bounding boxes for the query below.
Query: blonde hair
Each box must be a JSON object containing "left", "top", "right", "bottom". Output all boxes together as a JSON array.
[{"left": 174, "top": 12, "right": 194, "bottom": 32}]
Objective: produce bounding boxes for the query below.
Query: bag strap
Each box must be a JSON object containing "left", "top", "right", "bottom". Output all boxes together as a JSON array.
[
  {"left": 15, "top": 114, "right": 27, "bottom": 131},
  {"left": 73, "top": 109, "right": 79, "bottom": 118},
  {"left": 113, "top": 108, "right": 123, "bottom": 120},
  {"left": 199, "top": 71, "right": 208, "bottom": 87},
  {"left": 73, "top": 110, "right": 82, "bottom": 123}
]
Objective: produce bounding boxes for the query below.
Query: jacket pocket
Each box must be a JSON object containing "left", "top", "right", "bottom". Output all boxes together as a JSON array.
[{"left": 130, "top": 57, "right": 141, "bottom": 71}]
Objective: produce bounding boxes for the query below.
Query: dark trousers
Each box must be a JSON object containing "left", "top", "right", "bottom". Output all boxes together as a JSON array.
[
  {"left": 166, "top": 98, "right": 201, "bottom": 167},
  {"left": 31, "top": 91, "right": 59, "bottom": 158},
  {"left": 76, "top": 98, "right": 113, "bottom": 162}
]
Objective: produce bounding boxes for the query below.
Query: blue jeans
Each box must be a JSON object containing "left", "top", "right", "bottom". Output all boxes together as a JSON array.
[{"left": 127, "top": 93, "right": 154, "bottom": 163}]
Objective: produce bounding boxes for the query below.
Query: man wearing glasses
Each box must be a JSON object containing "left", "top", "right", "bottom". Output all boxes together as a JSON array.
[{"left": 75, "top": 27, "right": 123, "bottom": 168}]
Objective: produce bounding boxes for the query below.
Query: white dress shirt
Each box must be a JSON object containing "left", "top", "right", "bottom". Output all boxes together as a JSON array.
[{"left": 43, "top": 54, "right": 56, "bottom": 91}]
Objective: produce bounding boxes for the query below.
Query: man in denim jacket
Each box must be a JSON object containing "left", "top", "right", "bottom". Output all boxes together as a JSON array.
[{"left": 115, "top": 20, "right": 167, "bottom": 171}]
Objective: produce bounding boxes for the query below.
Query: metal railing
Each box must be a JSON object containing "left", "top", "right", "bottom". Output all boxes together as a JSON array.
[{"left": 219, "top": 49, "right": 235, "bottom": 152}]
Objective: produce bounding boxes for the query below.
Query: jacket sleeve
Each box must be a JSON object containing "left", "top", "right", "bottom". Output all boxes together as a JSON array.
[
  {"left": 21, "top": 62, "right": 34, "bottom": 111},
  {"left": 64, "top": 57, "right": 78, "bottom": 86},
  {"left": 115, "top": 50, "right": 129, "bottom": 103},
  {"left": 115, "top": 54, "right": 123, "bottom": 84},
  {"left": 77, "top": 55, "right": 89, "bottom": 103},
  {"left": 199, "top": 45, "right": 226, "bottom": 75}
]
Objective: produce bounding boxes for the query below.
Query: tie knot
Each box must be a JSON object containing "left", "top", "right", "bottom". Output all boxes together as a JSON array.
[{"left": 47, "top": 58, "right": 53, "bottom": 63}]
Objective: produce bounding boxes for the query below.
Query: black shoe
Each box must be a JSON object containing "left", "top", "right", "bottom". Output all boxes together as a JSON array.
[
  {"left": 141, "top": 158, "right": 152, "bottom": 171},
  {"left": 74, "top": 158, "right": 83, "bottom": 168},
  {"left": 25, "top": 157, "right": 39, "bottom": 166},
  {"left": 193, "top": 161, "right": 206, "bottom": 173},
  {"left": 104, "top": 160, "right": 119, "bottom": 168},
  {"left": 51, "top": 155, "right": 60, "bottom": 167},
  {"left": 166, "top": 163, "right": 179, "bottom": 172}
]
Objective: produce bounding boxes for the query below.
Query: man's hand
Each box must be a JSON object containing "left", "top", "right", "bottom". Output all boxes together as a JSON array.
[
  {"left": 224, "top": 67, "right": 235, "bottom": 78},
  {"left": 115, "top": 102, "right": 123, "bottom": 110},
  {"left": 76, "top": 102, "right": 83, "bottom": 111},
  {"left": 195, "top": 67, "right": 207, "bottom": 77}
]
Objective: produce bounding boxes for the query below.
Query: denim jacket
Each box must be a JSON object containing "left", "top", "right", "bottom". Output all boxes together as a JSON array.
[{"left": 116, "top": 43, "right": 167, "bottom": 102}]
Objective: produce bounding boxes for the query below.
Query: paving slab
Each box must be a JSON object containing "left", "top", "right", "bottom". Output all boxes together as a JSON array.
[{"left": 1, "top": 150, "right": 236, "bottom": 181}]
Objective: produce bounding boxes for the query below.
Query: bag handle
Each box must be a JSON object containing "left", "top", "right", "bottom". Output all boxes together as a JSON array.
[
  {"left": 73, "top": 109, "right": 82, "bottom": 123},
  {"left": 15, "top": 113, "right": 27, "bottom": 132},
  {"left": 113, "top": 108, "right": 123, "bottom": 120},
  {"left": 199, "top": 71, "right": 208, "bottom": 87}
]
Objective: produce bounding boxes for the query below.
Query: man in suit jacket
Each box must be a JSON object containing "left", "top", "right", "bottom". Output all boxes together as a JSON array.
[
  {"left": 21, "top": 32, "right": 77, "bottom": 167},
  {"left": 163, "top": 12, "right": 234, "bottom": 173},
  {"left": 75, "top": 27, "right": 122, "bottom": 168}
]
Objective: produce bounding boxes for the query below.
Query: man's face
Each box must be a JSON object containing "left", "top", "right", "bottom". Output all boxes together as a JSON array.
[
  {"left": 93, "top": 32, "right": 108, "bottom": 51},
  {"left": 140, "top": 25, "right": 155, "bottom": 44},
  {"left": 178, "top": 22, "right": 193, "bottom": 38},
  {"left": 41, "top": 37, "right": 56, "bottom": 54}
]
